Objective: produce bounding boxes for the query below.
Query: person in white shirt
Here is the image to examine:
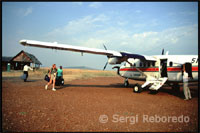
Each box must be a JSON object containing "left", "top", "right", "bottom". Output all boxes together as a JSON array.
[
  {"left": 23, "top": 63, "right": 33, "bottom": 82},
  {"left": 182, "top": 64, "right": 192, "bottom": 100}
]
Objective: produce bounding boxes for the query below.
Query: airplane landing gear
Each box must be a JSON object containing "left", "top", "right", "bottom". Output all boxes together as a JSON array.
[
  {"left": 124, "top": 78, "right": 129, "bottom": 87},
  {"left": 133, "top": 84, "right": 142, "bottom": 93}
]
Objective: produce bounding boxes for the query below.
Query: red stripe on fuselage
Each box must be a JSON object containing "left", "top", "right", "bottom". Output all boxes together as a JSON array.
[
  {"left": 120, "top": 66, "right": 198, "bottom": 72},
  {"left": 120, "top": 68, "right": 159, "bottom": 72},
  {"left": 192, "top": 66, "right": 198, "bottom": 71}
]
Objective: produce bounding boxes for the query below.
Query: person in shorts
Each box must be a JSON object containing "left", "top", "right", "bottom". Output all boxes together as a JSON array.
[{"left": 45, "top": 64, "right": 57, "bottom": 91}]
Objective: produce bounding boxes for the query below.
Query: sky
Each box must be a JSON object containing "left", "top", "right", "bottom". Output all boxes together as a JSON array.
[{"left": 2, "top": 2, "right": 198, "bottom": 70}]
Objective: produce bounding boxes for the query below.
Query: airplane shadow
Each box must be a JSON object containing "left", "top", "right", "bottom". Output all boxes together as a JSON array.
[
  {"left": 156, "top": 83, "right": 198, "bottom": 99},
  {"left": 56, "top": 83, "right": 198, "bottom": 99},
  {"left": 25, "top": 80, "right": 39, "bottom": 82},
  {"left": 56, "top": 83, "right": 125, "bottom": 90}
]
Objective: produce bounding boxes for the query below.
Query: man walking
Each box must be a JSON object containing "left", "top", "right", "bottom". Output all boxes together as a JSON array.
[{"left": 23, "top": 63, "right": 33, "bottom": 82}]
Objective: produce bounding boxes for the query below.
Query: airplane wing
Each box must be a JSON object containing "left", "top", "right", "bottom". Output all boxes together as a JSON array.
[{"left": 19, "top": 39, "right": 156, "bottom": 62}]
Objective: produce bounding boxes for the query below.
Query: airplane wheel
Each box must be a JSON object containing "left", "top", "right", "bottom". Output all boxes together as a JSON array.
[
  {"left": 133, "top": 84, "right": 142, "bottom": 93},
  {"left": 124, "top": 79, "right": 129, "bottom": 87}
]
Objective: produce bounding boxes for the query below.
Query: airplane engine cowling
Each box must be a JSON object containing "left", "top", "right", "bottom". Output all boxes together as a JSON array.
[{"left": 108, "top": 57, "right": 121, "bottom": 65}]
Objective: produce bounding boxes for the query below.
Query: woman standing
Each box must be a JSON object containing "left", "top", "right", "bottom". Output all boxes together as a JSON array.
[{"left": 45, "top": 64, "right": 57, "bottom": 91}]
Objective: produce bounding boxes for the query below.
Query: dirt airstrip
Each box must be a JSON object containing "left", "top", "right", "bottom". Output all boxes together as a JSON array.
[{"left": 2, "top": 75, "right": 198, "bottom": 132}]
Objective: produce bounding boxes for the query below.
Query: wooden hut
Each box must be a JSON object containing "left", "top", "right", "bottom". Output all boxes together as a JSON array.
[{"left": 10, "top": 50, "right": 42, "bottom": 70}]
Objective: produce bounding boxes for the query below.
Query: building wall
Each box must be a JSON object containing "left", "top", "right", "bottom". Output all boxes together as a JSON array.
[{"left": 2, "top": 62, "right": 8, "bottom": 71}]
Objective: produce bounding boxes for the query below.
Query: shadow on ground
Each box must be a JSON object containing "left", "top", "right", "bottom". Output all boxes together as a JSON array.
[{"left": 56, "top": 82, "right": 198, "bottom": 99}]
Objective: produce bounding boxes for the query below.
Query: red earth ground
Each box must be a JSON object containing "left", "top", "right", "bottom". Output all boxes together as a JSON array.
[{"left": 2, "top": 76, "right": 198, "bottom": 132}]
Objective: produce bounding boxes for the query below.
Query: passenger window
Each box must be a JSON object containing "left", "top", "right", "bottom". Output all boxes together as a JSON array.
[
  {"left": 148, "top": 62, "right": 150, "bottom": 67},
  {"left": 169, "top": 62, "right": 173, "bottom": 67},
  {"left": 152, "top": 62, "right": 155, "bottom": 67},
  {"left": 140, "top": 62, "right": 142, "bottom": 67}
]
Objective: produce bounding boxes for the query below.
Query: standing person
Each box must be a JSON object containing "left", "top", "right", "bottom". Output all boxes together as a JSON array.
[
  {"left": 57, "top": 66, "right": 63, "bottom": 86},
  {"left": 182, "top": 64, "right": 192, "bottom": 100},
  {"left": 23, "top": 63, "right": 33, "bottom": 82},
  {"left": 45, "top": 64, "right": 57, "bottom": 91}
]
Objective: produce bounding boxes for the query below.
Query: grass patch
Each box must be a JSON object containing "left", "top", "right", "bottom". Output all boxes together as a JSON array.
[{"left": 2, "top": 68, "right": 118, "bottom": 81}]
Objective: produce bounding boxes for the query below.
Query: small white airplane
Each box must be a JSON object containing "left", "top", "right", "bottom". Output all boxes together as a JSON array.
[{"left": 19, "top": 40, "right": 198, "bottom": 93}]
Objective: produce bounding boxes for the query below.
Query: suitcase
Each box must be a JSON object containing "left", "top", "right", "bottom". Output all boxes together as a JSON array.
[
  {"left": 55, "top": 77, "right": 64, "bottom": 86},
  {"left": 44, "top": 75, "right": 50, "bottom": 82}
]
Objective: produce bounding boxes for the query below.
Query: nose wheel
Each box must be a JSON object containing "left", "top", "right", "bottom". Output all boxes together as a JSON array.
[
  {"left": 133, "top": 84, "right": 142, "bottom": 93},
  {"left": 124, "top": 78, "right": 129, "bottom": 87}
]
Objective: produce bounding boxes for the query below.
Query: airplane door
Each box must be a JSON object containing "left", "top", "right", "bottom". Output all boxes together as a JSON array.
[
  {"left": 185, "top": 63, "right": 193, "bottom": 79},
  {"left": 160, "top": 59, "right": 168, "bottom": 77}
]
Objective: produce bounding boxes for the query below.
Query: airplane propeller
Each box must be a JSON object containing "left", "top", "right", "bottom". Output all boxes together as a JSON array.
[
  {"left": 162, "top": 49, "right": 164, "bottom": 55},
  {"left": 103, "top": 44, "right": 109, "bottom": 70},
  {"left": 103, "top": 44, "right": 107, "bottom": 50},
  {"left": 103, "top": 62, "right": 108, "bottom": 70}
]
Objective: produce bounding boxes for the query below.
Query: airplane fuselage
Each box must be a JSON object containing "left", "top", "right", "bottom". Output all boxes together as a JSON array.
[{"left": 119, "top": 55, "right": 198, "bottom": 83}]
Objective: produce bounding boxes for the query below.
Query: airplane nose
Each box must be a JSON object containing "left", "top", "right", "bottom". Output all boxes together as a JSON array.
[
  {"left": 19, "top": 40, "right": 27, "bottom": 46},
  {"left": 112, "top": 66, "right": 120, "bottom": 75}
]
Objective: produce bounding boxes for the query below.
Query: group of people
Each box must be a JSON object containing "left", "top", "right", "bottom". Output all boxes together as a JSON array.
[
  {"left": 23, "top": 63, "right": 63, "bottom": 91},
  {"left": 45, "top": 64, "right": 63, "bottom": 91},
  {"left": 23, "top": 63, "right": 192, "bottom": 99}
]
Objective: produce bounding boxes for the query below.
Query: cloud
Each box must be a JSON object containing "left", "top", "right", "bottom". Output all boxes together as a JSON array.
[
  {"left": 89, "top": 2, "right": 102, "bottom": 8},
  {"left": 45, "top": 11, "right": 197, "bottom": 55},
  {"left": 81, "top": 38, "right": 105, "bottom": 48},
  {"left": 131, "top": 24, "right": 197, "bottom": 53},
  {"left": 168, "top": 11, "right": 196, "bottom": 17},
  {"left": 180, "top": 11, "right": 196, "bottom": 16},
  {"left": 73, "top": 2, "right": 83, "bottom": 6},
  {"left": 45, "top": 14, "right": 109, "bottom": 44},
  {"left": 117, "top": 21, "right": 128, "bottom": 26},
  {"left": 135, "top": 10, "right": 141, "bottom": 13},
  {"left": 18, "top": 7, "right": 33, "bottom": 17}
]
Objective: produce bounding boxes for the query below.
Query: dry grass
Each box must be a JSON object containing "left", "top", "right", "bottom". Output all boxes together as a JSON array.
[{"left": 2, "top": 68, "right": 118, "bottom": 82}]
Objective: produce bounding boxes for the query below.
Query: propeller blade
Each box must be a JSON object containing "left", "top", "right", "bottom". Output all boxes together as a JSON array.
[
  {"left": 103, "top": 44, "right": 110, "bottom": 58},
  {"left": 162, "top": 49, "right": 164, "bottom": 55},
  {"left": 103, "top": 62, "right": 108, "bottom": 70},
  {"left": 102, "top": 44, "right": 109, "bottom": 70},
  {"left": 103, "top": 44, "right": 107, "bottom": 50}
]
